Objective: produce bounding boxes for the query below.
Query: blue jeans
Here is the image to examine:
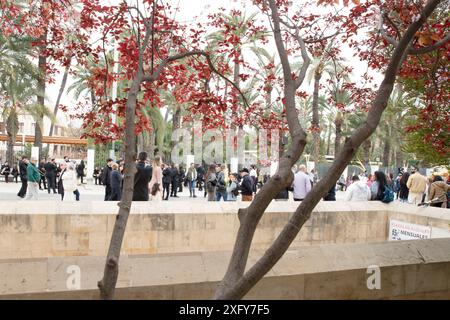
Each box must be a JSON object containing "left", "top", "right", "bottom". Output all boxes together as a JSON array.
[
  {"left": 73, "top": 189, "right": 80, "bottom": 201},
  {"left": 189, "top": 180, "right": 196, "bottom": 196},
  {"left": 216, "top": 191, "right": 227, "bottom": 201}
]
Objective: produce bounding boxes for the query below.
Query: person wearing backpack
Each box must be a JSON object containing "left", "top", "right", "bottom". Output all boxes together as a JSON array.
[
  {"left": 370, "top": 171, "right": 390, "bottom": 201},
  {"left": 226, "top": 173, "right": 239, "bottom": 201}
]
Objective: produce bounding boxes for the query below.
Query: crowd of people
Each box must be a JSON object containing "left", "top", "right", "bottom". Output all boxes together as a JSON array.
[
  {"left": 2, "top": 155, "right": 449, "bottom": 208},
  {"left": 1, "top": 155, "right": 87, "bottom": 201},
  {"left": 342, "top": 167, "right": 450, "bottom": 208},
  {"left": 99, "top": 152, "right": 257, "bottom": 202}
]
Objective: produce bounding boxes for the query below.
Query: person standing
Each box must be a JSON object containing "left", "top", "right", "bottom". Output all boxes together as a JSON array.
[
  {"left": 428, "top": 175, "right": 449, "bottom": 208},
  {"left": 345, "top": 175, "right": 371, "bottom": 201},
  {"left": 93, "top": 167, "right": 100, "bottom": 185},
  {"left": 249, "top": 165, "right": 258, "bottom": 194},
  {"left": 110, "top": 163, "right": 123, "bottom": 201},
  {"left": 178, "top": 165, "right": 185, "bottom": 193},
  {"left": 226, "top": 173, "right": 239, "bottom": 201},
  {"left": 196, "top": 164, "right": 205, "bottom": 191},
  {"left": 61, "top": 163, "right": 79, "bottom": 201},
  {"left": 11, "top": 165, "right": 18, "bottom": 183},
  {"left": 77, "top": 160, "right": 86, "bottom": 184},
  {"left": 132, "top": 152, "right": 152, "bottom": 201},
  {"left": 394, "top": 173, "right": 402, "bottom": 199},
  {"left": 44, "top": 158, "right": 57, "bottom": 194},
  {"left": 17, "top": 156, "right": 29, "bottom": 198},
  {"left": 38, "top": 161, "right": 46, "bottom": 190},
  {"left": 1, "top": 161, "right": 10, "bottom": 183},
  {"left": 149, "top": 156, "right": 163, "bottom": 200},
  {"left": 162, "top": 163, "right": 172, "bottom": 200},
  {"left": 406, "top": 167, "right": 428, "bottom": 205},
  {"left": 206, "top": 164, "right": 217, "bottom": 201},
  {"left": 170, "top": 164, "right": 179, "bottom": 198},
  {"left": 240, "top": 168, "right": 254, "bottom": 202},
  {"left": 25, "top": 157, "right": 41, "bottom": 200},
  {"left": 215, "top": 164, "right": 227, "bottom": 201},
  {"left": 292, "top": 165, "right": 312, "bottom": 201},
  {"left": 186, "top": 163, "right": 198, "bottom": 198},
  {"left": 102, "top": 158, "right": 113, "bottom": 201},
  {"left": 399, "top": 172, "right": 410, "bottom": 202},
  {"left": 370, "top": 171, "right": 388, "bottom": 201}
]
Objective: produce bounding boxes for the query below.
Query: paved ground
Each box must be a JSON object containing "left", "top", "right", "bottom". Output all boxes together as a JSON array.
[{"left": 0, "top": 179, "right": 347, "bottom": 202}]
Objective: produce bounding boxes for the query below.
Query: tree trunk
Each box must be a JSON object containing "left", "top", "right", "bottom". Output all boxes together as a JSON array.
[
  {"left": 35, "top": 30, "right": 47, "bottom": 161},
  {"left": 334, "top": 112, "right": 342, "bottom": 156},
  {"left": 326, "top": 122, "right": 331, "bottom": 155},
  {"left": 311, "top": 70, "right": 322, "bottom": 169},
  {"left": 382, "top": 138, "right": 391, "bottom": 168},
  {"left": 362, "top": 139, "right": 371, "bottom": 171},
  {"left": 97, "top": 69, "right": 142, "bottom": 300},
  {"left": 6, "top": 109, "right": 19, "bottom": 166},
  {"left": 213, "top": 0, "right": 439, "bottom": 300},
  {"left": 137, "top": 133, "right": 144, "bottom": 153},
  {"left": 49, "top": 57, "right": 71, "bottom": 136}
]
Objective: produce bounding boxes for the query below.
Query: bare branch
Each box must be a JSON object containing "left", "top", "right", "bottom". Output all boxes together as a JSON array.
[
  {"left": 141, "top": 51, "right": 251, "bottom": 109},
  {"left": 293, "top": 33, "right": 311, "bottom": 89}
]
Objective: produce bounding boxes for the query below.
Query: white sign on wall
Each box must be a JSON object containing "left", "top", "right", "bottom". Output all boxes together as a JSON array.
[{"left": 388, "top": 219, "right": 431, "bottom": 241}]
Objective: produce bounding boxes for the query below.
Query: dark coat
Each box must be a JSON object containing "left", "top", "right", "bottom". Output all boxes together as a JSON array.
[
  {"left": 101, "top": 166, "right": 112, "bottom": 186},
  {"left": 196, "top": 166, "right": 205, "bottom": 180},
  {"left": 323, "top": 185, "right": 336, "bottom": 201},
  {"left": 170, "top": 167, "right": 179, "bottom": 183},
  {"left": 19, "top": 161, "right": 28, "bottom": 181},
  {"left": 76, "top": 162, "right": 85, "bottom": 177},
  {"left": 44, "top": 162, "right": 56, "bottom": 176},
  {"left": 133, "top": 161, "right": 152, "bottom": 201},
  {"left": 240, "top": 175, "right": 253, "bottom": 196},
  {"left": 162, "top": 167, "right": 172, "bottom": 184},
  {"left": 110, "top": 170, "right": 123, "bottom": 201}
]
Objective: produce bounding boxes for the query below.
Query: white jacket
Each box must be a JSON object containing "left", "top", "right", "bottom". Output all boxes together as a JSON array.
[
  {"left": 62, "top": 168, "right": 78, "bottom": 193},
  {"left": 345, "top": 181, "right": 371, "bottom": 201}
]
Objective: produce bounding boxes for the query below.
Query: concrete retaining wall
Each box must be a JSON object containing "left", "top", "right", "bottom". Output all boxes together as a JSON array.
[
  {"left": 1, "top": 201, "right": 449, "bottom": 259},
  {"left": 1, "top": 238, "right": 450, "bottom": 299}
]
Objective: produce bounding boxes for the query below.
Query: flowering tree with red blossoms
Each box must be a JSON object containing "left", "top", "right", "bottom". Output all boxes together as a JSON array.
[{"left": 2, "top": 0, "right": 448, "bottom": 299}]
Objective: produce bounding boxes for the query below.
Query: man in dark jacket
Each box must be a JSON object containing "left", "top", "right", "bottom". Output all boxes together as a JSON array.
[
  {"left": 196, "top": 164, "right": 205, "bottom": 191},
  {"left": 170, "top": 164, "right": 179, "bottom": 197},
  {"left": 132, "top": 152, "right": 152, "bottom": 201},
  {"left": 17, "top": 156, "right": 29, "bottom": 198},
  {"left": 44, "top": 159, "right": 57, "bottom": 194},
  {"left": 38, "top": 161, "right": 47, "bottom": 190},
  {"left": 162, "top": 164, "right": 172, "bottom": 200},
  {"left": 240, "top": 168, "right": 254, "bottom": 202},
  {"left": 102, "top": 158, "right": 113, "bottom": 201}
]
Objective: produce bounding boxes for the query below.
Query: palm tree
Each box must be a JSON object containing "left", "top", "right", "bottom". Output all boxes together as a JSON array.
[
  {"left": 0, "top": 34, "right": 38, "bottom": 164},
  {"left": 207, "top": 11, "right": 269, "bottom": 129},
  {"left": 307, "top": 56, "right": 337, "bottom": 168}
]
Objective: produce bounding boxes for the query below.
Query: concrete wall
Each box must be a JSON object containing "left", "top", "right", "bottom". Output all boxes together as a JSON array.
[
  {"left": 1, "top": 238, "right": 450, "bottom": 299},
  {"left": 1, "top": 201, "right": 449, "bottom": 259}
]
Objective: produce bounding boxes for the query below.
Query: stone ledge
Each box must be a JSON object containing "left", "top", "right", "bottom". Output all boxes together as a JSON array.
[
  {"left": 1, "top": 238, "right": 450, "bottom": 298},
  {"left": 1, "top": 200, "right": 448, "bottom": 220}
]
